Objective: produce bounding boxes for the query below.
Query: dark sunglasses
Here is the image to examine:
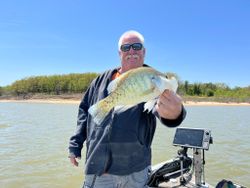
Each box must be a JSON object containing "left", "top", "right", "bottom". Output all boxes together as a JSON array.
[{"left": 120, "top": 43, "right": 143, "bottom": 52}]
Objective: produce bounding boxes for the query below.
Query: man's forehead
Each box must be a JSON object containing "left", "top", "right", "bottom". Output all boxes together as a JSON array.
[{"left": 122, "top": 34, "right": 141, "bottom": 43}]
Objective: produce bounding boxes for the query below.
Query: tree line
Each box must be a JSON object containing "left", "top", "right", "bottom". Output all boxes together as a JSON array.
[
  {"left": 0, "top": 73, "right": 99, "bottom": 96},
  {"left": 178, "top": 81, "right": 250, "bottom": 102},
  {"left": 0, "top": 73, "right": 249, "bottom": 102}
]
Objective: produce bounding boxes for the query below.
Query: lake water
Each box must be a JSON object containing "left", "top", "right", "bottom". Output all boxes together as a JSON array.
[{"left": 0, "top": 102, "right": 249, "bottom": 188}]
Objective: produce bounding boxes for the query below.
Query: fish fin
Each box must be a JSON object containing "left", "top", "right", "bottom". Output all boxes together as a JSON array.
[
  {"left": 144, "top": 99, "right": 157, "bottom": 113},
  {"left": 88, "top": 100, "right": 112, "bottom": 125},
  {"left": 107, "top": 76, "right": 121, "bottom": 94}
]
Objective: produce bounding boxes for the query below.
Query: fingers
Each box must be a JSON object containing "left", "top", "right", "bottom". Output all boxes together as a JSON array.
[
  {"left": 158, "top": 90, "right": 175, "bottom": 106},
  {"left": 156, "top": 89, "right": 182, "bottom": 119},
  {"left": 70, "top": 157, "right": 79, "bottom": 167}
]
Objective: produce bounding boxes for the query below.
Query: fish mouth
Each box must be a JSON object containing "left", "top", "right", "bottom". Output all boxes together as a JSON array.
[{"left": 126, "top": 54, "right": 139, "bottom": 61}]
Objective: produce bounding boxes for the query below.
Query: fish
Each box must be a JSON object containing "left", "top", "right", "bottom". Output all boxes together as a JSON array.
[{"left": 88, "top": 67, "right": 178, "bottom": 125}]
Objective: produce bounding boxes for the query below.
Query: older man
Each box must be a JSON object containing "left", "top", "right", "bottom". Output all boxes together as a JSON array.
[{"left": 69, "top": 30, "right": 186, "bottom": 188}]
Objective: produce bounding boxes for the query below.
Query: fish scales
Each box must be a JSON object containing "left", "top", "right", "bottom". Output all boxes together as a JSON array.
[
  {"left": 121, "top": 73, "right": 148, "bottom": 104},
  {"left": 88, "top": 67, "right": 178, "bottom": 124}
]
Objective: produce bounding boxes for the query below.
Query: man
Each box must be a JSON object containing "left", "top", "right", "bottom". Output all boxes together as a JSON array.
[{"left": 69, "top": 30, "right": 186, "bottom": 188}]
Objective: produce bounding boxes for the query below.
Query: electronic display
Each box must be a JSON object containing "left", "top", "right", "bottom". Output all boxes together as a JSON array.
[{"left": 173, "top": 128, "right": 211, "bottom": 150}]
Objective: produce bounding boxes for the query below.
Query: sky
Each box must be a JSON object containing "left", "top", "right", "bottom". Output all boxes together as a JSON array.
[{"left": 0, "top": 0, "right": 249, "bottom": 88}]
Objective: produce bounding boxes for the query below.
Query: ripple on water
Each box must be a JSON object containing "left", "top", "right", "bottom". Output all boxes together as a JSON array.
[{"left": 1, "top": 104, "right": 250, "bottom": 187}]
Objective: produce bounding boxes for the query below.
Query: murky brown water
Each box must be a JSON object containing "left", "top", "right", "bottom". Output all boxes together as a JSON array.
[{"left": 0, "top": 103, "right": 249, "bottom": 187}]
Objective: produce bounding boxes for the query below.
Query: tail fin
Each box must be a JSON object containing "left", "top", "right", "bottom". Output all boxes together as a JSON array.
[{"left": 88, "top": 100, "right": 112, "bottom": 125}]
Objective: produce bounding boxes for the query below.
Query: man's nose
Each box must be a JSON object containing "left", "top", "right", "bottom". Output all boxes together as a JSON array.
[{"left": 128, "top": 47, "right": 136, "bottom": 53}]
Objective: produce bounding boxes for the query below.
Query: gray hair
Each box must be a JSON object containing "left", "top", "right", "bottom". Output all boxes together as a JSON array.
[{"left": 118, "top": 30, "right": 145, "bottom": 51}]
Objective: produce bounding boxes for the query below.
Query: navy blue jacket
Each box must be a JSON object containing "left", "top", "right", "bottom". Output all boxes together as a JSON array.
[{"left": 68, "top": 67, "right": 186, "bottom": 175}]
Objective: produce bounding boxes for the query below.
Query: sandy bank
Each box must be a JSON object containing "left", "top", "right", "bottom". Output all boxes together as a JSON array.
[
  {"left": 1, "top": 99, "right": 250, "bottom": 106},
  {"left": 0, "top": 99, "right": 81, "bottom": 104},
  {"left": 184, "top": 101, "right": 250, "bottom": 106}
]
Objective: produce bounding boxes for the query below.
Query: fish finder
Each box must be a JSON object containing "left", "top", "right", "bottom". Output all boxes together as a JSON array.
[
  {"left": 173, "top": 127, "right": 212, "bottom": 187},
  {"left": 173, "top": 127, "right": 212, "bottom": 150},
  {"left": 147, "top": 128, "right": 213, "bottom": 187}
]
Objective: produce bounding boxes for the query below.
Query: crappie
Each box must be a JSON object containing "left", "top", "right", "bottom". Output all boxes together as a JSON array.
[{"left": 88, "top": 67, "right": 178, "bottom": 125}]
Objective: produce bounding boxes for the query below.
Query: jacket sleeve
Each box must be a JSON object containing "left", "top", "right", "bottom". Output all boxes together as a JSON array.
[
  {"left": 68, "top": 86, "right": 92, "bottom": 158},
  {"left": 153, "top": 105, "right": 187, "bottom": 128}
]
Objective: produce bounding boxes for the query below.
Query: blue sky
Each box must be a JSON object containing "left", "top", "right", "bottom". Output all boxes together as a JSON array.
[{"left": 0, "top": 0, "right": 249, "bottom": 88}]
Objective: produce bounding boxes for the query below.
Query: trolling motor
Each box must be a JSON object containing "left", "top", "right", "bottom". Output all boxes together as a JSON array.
[
  {"left": 173, "top": 127, "right": 213, "bottom": 187},
  {"left": 147, "top": 127, "right": 213, "bottom": 187}
]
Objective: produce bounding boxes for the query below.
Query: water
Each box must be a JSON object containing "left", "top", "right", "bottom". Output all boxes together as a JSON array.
[{"left": 0, "top": 102, "right": 249, "bottom": 188}]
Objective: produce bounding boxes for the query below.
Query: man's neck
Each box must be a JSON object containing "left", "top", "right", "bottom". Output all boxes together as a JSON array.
[{"left": 119, "top": 64, "right": 144, "bottom": 74}]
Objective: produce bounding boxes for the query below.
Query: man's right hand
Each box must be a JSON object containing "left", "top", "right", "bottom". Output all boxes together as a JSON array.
[{"left": 69, "top": 156, "right": 81, "bottom": 167}]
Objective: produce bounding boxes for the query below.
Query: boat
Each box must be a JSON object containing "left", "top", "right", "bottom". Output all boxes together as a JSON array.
[{"left": 147, "top": 127, "right": 246, "bottom": 188}]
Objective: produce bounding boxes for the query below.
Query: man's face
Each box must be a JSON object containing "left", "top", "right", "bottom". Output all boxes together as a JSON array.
[{"left": 119, "top": 34, "right": 145, "bottom": 72}]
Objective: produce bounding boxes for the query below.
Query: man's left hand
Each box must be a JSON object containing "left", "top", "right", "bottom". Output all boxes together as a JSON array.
[{"left": 156, "top": 89, "right": 183, "bottom": 120}]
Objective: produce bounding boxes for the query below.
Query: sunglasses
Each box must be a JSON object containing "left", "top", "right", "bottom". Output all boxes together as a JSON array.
[{"left": 120, "top": 43, "right": 143, "bottom": 52}]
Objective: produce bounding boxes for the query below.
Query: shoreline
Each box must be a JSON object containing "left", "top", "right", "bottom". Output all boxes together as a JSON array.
[
  {"left": 0, "top": 99, "right": 80, "bottom": 104},
  {"left": 183, "top": 101, "right": 250, "bottom": 106},
  {"left": 0, "top": 99, "right": 250, "bottom": 106}
]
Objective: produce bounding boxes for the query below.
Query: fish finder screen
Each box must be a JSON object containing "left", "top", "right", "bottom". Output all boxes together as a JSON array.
[{"left": 173, "top": 128, "right": 204, "bottom": 148}]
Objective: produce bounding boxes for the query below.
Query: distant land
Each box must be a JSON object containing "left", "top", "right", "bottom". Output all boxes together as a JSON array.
[{"left": 0, "top": 73, "right": 249, "bottom": 103}]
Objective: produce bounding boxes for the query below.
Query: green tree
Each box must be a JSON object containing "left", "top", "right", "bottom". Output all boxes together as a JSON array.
[{"left": 184, "top": 80, "right": 189, "bottom": 94}]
